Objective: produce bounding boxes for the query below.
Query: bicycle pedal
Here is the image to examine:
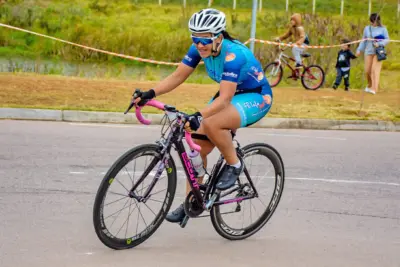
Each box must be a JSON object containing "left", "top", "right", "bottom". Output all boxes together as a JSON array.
[
  {"left": 235, "top": 203, "right": 241, "bottom": 212},
  {"left": 179, "top": 215, "right": 189, "bottom": 228}
]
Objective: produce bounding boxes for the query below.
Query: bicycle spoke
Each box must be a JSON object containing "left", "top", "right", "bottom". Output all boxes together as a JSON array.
[
  {"left": 104, "top": 195, "right": 129, "bottom": 207},
  {"left": 135, "top": 175, "right": 167, "bottom": 195},
  {"left": 250, "top": 199, "right": 253, "bottom": 224},
  {"left": 241, "top": 203, "right": 245, "bottom": 229},
  {"left": 115, "top": 177, "right": 130, "bottom": 194},
  {"left": 124, "top": 166, "right": 134, "bottom": 187},
  {"left": 125, "top": 199, "right": 132, "bottom": 238},
  {"left": 146, "top": 198, "right": 164, "bottom": 204},
  {"left": 257, "top": 197, "right": 268, "bottom": 209},
  {"left": 250, "top": 199, "right": 260, "bottom": 220},
  {"left": 107, "top": 198, "right": 132, "bottom": 230},
  {"left": 148, "top": 188, "right": 167, "bottom": 197},
  {"left": 114, "top": 199, "right": 134, "bottom": 237},
  {"left": 135, "top": 200, "right": 148, "bottom": 229},
  {"left": 143, "top": 202, "right": 157, "bottom": 216},
  {"left": 132, "top": 158, "right": 137, "bottom": 187},
  {"left": 105, "top": 198, "right": 134, "bottom": 221},
  {"left": 108, "top": 191, "right": 128, "bottom": 197},
  {"left": 136, "top": 201, "right": 140, "bottom": 236}
]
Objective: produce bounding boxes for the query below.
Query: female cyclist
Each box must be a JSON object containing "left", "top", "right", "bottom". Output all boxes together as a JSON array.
[{"left": 133, "top": 8, "right": 273, "bottom": 224}]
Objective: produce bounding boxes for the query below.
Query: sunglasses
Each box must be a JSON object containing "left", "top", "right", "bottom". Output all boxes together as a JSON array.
[{"left": 191, "top": 35, "right": 218, "bottom": 46}]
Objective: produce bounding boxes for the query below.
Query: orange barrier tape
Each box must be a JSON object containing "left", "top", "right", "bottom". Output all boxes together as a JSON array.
[
  {"left": 0, "top": 23, "right": 182, "bottom": 66},
  {"left": 1, "top": 23, "right": 398, "bottom": 67},
  {"left": 245, "top": 38, "right": 399, "bottom": 48}
]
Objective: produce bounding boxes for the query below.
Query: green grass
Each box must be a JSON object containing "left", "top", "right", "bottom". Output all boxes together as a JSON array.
[{"left": 0, "top": 0, "right": 399, "bottom": 89}]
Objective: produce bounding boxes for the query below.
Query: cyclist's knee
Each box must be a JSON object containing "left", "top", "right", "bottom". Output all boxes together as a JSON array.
[{"left": 191, "top": 130, "right": 214, "bottom": 157}]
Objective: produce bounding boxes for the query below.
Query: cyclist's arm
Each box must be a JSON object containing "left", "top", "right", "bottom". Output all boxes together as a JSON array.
[
  {"left": 278, "top": 29, "right": 291, "bottom": 41},
  {"left": 153, "top": 44, "right": 201, "bottom": 97},
  {"left": 153, "top": 63, "right": 196, "bottom": 96}
]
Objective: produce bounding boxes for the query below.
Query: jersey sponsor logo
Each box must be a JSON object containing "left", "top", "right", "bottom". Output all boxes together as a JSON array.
[
  {"left": 225, "top": 53, "right": 236, "bottom": 62},
  {"left": 222, "top": 72, "right": 238, "bottom": 78},
  {"left": 259, "top": 94, "right": 272, "bottom": 109},
  {"left": 248, "top": 66, "right": 265, "bottom": 83},
  {"left": 184, "top": 55, "right": 192, "bottom": 62},
  {"left": 263, "top": 94, "right": 272, "bottom": 105},
  {"left": 243, "top": 101, "right": 260, "bottom": 109}
]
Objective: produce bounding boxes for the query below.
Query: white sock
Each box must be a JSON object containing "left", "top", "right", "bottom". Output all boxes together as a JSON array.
[{"left": 230, "top": 161, "right": 241, "bottom": 169}]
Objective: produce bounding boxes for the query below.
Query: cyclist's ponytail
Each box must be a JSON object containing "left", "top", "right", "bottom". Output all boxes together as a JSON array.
[{"left": 221, "top": 31, "right": 236, "bottom": 41}]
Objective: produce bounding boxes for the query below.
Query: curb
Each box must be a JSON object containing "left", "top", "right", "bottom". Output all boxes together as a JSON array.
[{"left": 1, "top": 108, "right": 399, "bottom": 132}]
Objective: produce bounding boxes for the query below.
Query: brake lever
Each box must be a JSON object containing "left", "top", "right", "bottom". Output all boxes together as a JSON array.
[
  {"left": 124, "top": 101, "right": 135, "bottom": 114},
  {"left": 124, "top": 89, "right": 141, "bottom": 114}
]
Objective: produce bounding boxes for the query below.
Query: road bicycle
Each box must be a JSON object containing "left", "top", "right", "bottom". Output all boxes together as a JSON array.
[
  {"left": 263, "top": 42, "right": 325, "bottom": 90},
  {"left": 92, "top": 90, "right": 285, "bottom": 250}
]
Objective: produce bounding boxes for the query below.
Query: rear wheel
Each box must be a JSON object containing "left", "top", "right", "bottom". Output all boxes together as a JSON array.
[
  {"left": 263, "top": 62, "right": 283, "bottom": 87},
  {"left": 210, "top": 143, "right": 285, "bottom": 240}
]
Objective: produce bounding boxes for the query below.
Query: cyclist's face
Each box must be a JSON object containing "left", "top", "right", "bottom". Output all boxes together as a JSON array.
[
  {"left": 290, "top": 19, "right": 296, "bottom": 26},
  {"left": 192, "top": 33, "right": 215, "bottom": 58}
]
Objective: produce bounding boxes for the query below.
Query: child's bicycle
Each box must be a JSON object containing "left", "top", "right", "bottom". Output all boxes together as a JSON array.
[
  {"left": 263, "top": 42, "right": 325, "bottom": 90},
  {"left": 92, "top": 89, "right": 285, "bottom": 250}
]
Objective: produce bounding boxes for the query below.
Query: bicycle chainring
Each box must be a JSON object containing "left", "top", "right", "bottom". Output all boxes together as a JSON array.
[{"left": 183, "top": 191, "right": 205, "bottom": 218}]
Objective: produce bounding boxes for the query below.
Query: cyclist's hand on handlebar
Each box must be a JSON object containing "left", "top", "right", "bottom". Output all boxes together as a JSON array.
[
  {"left": 184, "top": 112, "right": 203, "bottom": 132},
  {"left": 132, "top": 88, "right": 156, "bottom": 106}
]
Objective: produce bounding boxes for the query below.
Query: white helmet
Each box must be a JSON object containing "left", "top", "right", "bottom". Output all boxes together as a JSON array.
[{"left": 188, "top": 8, "right": 226, "bottom": 35}]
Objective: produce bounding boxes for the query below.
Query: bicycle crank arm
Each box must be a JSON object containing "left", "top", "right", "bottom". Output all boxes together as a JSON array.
[
  {"left": 179, "top": 215, "right": 190, "bottom": 228},
  {"left": 205, "top": 190, "right": 220, "bottom": 211}
]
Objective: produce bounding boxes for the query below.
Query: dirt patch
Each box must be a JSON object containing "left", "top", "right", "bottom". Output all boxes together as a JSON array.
[{"left": 0, "top": 73, "right": 399, "bottom": 121}]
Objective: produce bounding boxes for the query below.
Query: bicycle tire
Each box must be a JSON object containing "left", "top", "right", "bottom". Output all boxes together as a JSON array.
[
  {"left": 210, "top": 143, "right": 285, "bottom": 241},
  {"left": 263, "top": 62, "right": 283, "bottom": 87},
  {"left": 93, "top": 144, "right": 177, "bottom": 250},
  {"left": 301, "top": 64, "right": 325, "bottom": 90}
]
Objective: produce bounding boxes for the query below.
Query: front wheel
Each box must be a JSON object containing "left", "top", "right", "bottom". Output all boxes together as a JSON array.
[
  {"left": 263, "top": 62, "right": 283, "bottom": 87},
  {"left": 301, "top": 64, "right": 325, "bottom": 90},
  {"left": 93, "top": 144, "right": 177, "bottom": 250},
  {"left": 210, "top": 143, "right": 285, "bottom": 241}
]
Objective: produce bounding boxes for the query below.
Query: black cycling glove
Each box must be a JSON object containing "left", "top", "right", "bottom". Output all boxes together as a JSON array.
[
  {"left": 186, "top": 112, "right": 203, "bottom": 132},
  {"left": 133, "top": 89, "right": 155, "bottom": 106}
]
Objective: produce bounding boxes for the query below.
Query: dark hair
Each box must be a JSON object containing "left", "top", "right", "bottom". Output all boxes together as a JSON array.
[
  {"left": 369, "top": 13, "right": 382, "bottom": 27},
  {"left": 342, "top": 38, "right": 351, "bottom": 47},
  {"left": 221, "top": 31, "right": 237, "bottom": 41}
]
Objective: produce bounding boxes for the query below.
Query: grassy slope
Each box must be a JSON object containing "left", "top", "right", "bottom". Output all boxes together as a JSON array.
[
  {"left": 0, "top": 1, "right": 398, "bottom": 121},
  {"left": 0, "top": 1, "right": 399, "bottom": 89}
]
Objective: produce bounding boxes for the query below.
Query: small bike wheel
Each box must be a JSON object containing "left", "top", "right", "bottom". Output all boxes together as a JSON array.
[
  {"left": 210, "top": 143, "right": 285, "bottom": 241},
  {"left": 301, "top": 64, "right": 325, "bottom": 90},
  {"left": 93, "top": 144, "right": 177, "bottom": 250},
  {"left": 263, "top": 62, "right": 283, "bottom": 87}
]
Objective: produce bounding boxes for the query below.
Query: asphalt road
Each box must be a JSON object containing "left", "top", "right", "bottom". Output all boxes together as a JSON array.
[{"left": 0, "top": 120, "right": 399, "bottom": 267}]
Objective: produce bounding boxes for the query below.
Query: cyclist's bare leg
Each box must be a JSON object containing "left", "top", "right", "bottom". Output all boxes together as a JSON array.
[
  {"left": 202, "top": 104, "right": 243, "bottom": 190},
  {"left": 202, "top": 104, "right": 241, "bottom": 166}
]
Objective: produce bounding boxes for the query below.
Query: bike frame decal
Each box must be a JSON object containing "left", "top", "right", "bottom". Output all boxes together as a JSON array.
[{"left": 181, "top": 152, "right": 199, "bottom": 189}]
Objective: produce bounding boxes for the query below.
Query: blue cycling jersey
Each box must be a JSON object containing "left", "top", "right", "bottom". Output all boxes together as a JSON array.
[{"left": 182, "top": 39, "right": 271, "bottom": 95}]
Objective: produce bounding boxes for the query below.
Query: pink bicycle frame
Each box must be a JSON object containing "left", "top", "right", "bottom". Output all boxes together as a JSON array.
[{"left": 134, "top": 99, "right": 201, "bottom": 152}]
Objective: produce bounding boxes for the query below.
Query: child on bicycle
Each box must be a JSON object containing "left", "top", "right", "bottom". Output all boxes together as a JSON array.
[
  {"left": 274, "top": 13, "right": 309, "bottom": 70},
  {"left": 333, "top": 39, "right": 357, "bottom": 91}
]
